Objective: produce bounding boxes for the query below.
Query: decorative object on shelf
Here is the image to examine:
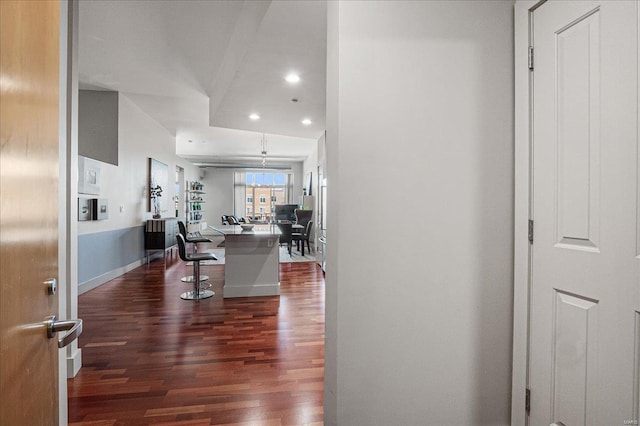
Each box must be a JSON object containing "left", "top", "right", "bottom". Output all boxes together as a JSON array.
[
  {"left": 150, "top": 185, "right": 163, "bottom": 219},
  {"left": 190, "top": 181, "right": 204, "bottom": 191},
  {"left": 148, "top": 158, "right": 169, "bottom": 216}
]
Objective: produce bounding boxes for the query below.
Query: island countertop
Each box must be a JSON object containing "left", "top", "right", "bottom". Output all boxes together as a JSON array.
[
  {"left": 208, "top": 224, "right": 281, "bottom": 237},
  {"left": 207, "top": 224, "right": 281, "bottom": 298}
]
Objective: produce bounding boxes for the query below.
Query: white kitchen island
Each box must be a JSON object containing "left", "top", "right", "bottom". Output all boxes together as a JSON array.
[{"left": 209, "top": 224, "right": 281, "bottom": 298}]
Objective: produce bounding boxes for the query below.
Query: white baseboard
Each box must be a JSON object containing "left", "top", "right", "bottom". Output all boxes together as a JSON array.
[
  {"left": 66, "top": 347, "right": 82, "bottom": 378},
  {"left": 222, "top": 282, "right": 280, "bottom": 298},
  {"left": 78, "top": 258, "right": 144, "bottom": 294}
]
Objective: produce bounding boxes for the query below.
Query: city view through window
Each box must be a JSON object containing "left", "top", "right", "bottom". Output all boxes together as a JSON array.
[{"left": 245, "top": 172, "right": 287, "bottom": 222}]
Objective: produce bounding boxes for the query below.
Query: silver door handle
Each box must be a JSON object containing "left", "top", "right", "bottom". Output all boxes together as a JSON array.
[
  {"left": 45, "top": 315, "right": 83, "bottom": 348},
  {"left": 551, "top": 422, "right": 566, "bottom": 426}
]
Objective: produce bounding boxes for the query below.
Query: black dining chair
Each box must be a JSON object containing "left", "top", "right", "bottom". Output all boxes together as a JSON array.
[
  {"left": 292, "top": 220, "right": 313, "bottom": 256},
  {"left": 294, "top": 209, "right": 312, "bottom": 228},
  {"left": 176, "top": 233, "right": 216, "bottom": 300},
  {"left": 276, "top": 222, "right": 293, "bottom": 256}
]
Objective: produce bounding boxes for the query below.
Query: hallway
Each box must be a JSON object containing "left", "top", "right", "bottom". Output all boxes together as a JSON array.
[{"left": 68, "top": 251, "right": 324, "bottom": 425}]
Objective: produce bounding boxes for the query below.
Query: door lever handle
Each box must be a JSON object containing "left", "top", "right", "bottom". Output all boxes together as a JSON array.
[
  {"left": 551, "top": 422, "right": 566, "bottom": 426},
  {"left": 45, "top": 315, "right": 83, "bottom": 348}
]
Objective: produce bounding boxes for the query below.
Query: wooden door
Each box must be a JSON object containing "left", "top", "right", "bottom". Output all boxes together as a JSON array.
[
  {"left": 0, "top": 1, "right": 61, "bottom": 424},
  {"left": 530, "top": 1, "right": 639, "bottom": 425}
]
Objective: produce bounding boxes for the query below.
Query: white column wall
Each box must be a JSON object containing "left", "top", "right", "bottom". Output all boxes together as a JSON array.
[
  {"left": 291, "top": 162, "right": 303, "bottom": 201},
  {"left": 201, "top": 167, "right": 235, "bottom": 227},
  {"left": 325, "top": 2, "right": 515, "bottom": 424},
  {"left": 302, "top": 137, "right": 319, "bottom": 243}
]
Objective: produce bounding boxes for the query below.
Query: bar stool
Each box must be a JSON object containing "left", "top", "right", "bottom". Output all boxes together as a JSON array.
[
  {"left": 178, "top": 221, "right": 212, "bottom": 284},
  {"left": 176, "top": 233, "right": 216, "bottom": 300},
  {"left": 178, "top": 221, "right": 211, "bottom": 253}
]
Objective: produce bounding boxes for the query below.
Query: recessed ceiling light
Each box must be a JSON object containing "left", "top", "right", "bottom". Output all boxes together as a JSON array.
[
  {"left": 302, "top": 118, "right": 312, "bottom": 125},
  {"left": 285, "top": 73, "right": 300, "bottom": 84},
  {"left": 249, "top": 113, "right": 260, "bottom": 120}
]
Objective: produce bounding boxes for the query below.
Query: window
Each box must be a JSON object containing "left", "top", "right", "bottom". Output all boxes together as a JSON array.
[{"left": 243, "top": 172, "right": 291, "bottom": 222}]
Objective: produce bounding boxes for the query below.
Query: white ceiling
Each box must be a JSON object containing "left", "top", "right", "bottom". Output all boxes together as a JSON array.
[{"left": 78, "top": 0, "right": 326, "bottom": 168}]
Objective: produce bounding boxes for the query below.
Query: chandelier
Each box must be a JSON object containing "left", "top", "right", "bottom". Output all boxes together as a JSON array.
[{"left": 261, "top": 133, "right": 267, "bottom": 168}]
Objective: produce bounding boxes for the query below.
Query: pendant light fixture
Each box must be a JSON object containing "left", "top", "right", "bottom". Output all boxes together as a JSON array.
[{"left": 261, "top": 133, "right": 267, "bottom": 168}]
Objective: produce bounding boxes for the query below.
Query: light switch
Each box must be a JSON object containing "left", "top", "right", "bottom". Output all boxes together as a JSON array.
[{"left": 119, "top": 205, "right": 125, "bottom": 213}]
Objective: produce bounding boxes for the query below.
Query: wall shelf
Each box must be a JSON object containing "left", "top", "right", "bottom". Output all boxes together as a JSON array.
[{"left": 186, "top": 181, "right": 206, "bottom": 231}]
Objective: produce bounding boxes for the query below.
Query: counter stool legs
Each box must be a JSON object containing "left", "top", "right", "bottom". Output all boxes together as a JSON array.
[
  {"left": 180, "top": 260, "right": 214, "bottom": 300},
  {"left": 181, "top": 274, "right": 210, "bottom": 283},
  {"left": 180, "top": 242, "right": 207, "bottom": 282}
]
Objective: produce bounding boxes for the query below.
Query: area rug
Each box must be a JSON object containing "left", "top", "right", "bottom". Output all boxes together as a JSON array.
[{"left": 189, "top": 246, "right": 316, "bottom": 266}]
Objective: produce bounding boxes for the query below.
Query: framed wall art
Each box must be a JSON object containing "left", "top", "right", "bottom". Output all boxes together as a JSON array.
[{"left": 78, "top": 156, "right": 101, "bottom": 195}]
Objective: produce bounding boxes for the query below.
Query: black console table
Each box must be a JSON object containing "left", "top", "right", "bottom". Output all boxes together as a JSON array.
[{"left": 144, "top": 218, "right": 180, "bottom": 262}]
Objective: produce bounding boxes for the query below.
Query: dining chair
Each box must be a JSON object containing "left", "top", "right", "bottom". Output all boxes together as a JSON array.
[
  {"left": 294, "top": 209, "right": 312, "bottom": 228},
  {"left": 292, "top": 220, "right": 313, "bottom": 256},
  {"left": 276, "top": 222, "right": 293, "bottom": 255}
]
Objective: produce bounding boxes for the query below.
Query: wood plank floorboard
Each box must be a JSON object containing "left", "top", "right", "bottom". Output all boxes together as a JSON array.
[{"left": 68, "top": 245, "right": 324, "bottom": 426}]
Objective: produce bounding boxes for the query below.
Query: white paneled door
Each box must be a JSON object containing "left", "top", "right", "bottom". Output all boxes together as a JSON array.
[{"left": 530, "top": 1, "right": 640, "bottom": 425}]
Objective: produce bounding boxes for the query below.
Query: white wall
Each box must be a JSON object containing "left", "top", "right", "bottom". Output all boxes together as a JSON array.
[
  {"left": 76, "top": 93, "right": 202, "bottom": 290},
  {"left": 302, "top": 143, "right": 318, "bottom": 198},
  {"left": 78, "top": 94, "right": 201, "bottom": 235},
  {"left": 325, "top": 2, "right": 514, "bottom": 425},
  {"left": 201, "top": 167, "right": 235, "bottom": 227},
  {"left": 291, "top": 162, "right": 303, "bottom": 200},
  {"left": 302, "top": 134, "right": 321, "bottom": 243}
]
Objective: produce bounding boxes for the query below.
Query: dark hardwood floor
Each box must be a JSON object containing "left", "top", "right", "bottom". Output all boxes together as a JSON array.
[{"left": 68, "top": 245, "right": 324, "bottom": 425}]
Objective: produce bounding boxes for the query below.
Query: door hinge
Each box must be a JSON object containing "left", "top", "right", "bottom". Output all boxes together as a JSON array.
[
  {"left": 528, "top": 219, "right": 534, "bottom": 244},
  {"left": 528, "top": 46, "right": 534, "bottom": 70},
  {"left": 525, "top": 388, "right": 531, "bottom": 415}
]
